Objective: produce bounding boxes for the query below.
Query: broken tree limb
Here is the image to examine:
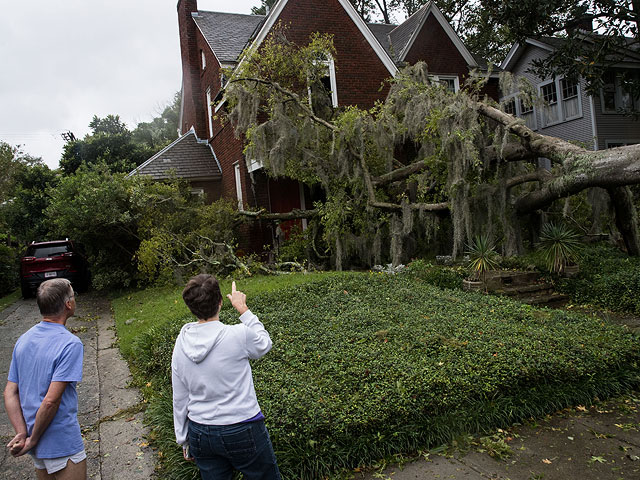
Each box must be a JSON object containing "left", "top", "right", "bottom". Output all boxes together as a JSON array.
[
  {"left": 505, "top": 169, "right": 553, "bottom": 190},
  {"left": 239, "top": 208, "right": 318, "bottom": 221}
]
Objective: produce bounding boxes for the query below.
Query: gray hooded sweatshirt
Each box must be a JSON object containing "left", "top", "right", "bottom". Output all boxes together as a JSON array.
[{"left": 171, "top": 310, "right": 272, "bottom": 446}]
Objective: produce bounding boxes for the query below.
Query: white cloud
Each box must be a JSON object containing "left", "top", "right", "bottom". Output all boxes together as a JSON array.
[{"left": 0, "top": 0, "right": 260, "bottom": 168}]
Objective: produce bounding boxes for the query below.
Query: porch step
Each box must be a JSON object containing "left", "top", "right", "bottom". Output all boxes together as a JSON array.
[
  {"left": 485, "top": 270, "right": 571, "bottom": 309},
  {"left": 521, "top": 292, "right": 571, "bottom": 308},
  {"left": 499, "top": 282, "right": 555, "bottom": 296}
]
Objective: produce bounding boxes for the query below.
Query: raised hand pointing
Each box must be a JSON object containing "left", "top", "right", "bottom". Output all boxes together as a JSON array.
[{"left": 226, "top": 281, "right": 249, "bottom": 315}]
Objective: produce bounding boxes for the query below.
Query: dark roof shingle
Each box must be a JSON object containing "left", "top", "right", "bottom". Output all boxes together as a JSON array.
[
  {"left": 193, "top": 11, "right": 265, "bottom": 63},
  {"left": 132, "top": 131, "right": 221, "bottom": 180}
]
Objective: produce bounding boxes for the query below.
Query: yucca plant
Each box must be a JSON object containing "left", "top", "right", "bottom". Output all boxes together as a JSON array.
[
  {"left": 466, "top": 234, "right": 500, "bottom": 285},
  {"left": 538, "top": 222, "right": 582, "bottom": 274}
]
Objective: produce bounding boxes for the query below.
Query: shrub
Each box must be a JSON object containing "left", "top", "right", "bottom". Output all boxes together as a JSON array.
[
  {"left": 404, "top": 259, "right": 464, "bottom": 289},
  {"left": 558, "top": 243, "right": 640, "bottom": 314},
  {"left": 0, "top": 244, "right": 19, "bottom": 295},
  {"left": 466, "top": 235, "right": 500, "bottom": 282},
  {"left": 538, "top": 222, "right": 582, "bottom": 274},
  {"left": 134, "top": 274, "right": 640, "bottom": 479}
]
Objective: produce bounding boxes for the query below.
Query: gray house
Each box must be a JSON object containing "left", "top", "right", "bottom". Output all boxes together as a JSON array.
[{"left": 500, "top": 37, "right": 640, "bottom": 152}]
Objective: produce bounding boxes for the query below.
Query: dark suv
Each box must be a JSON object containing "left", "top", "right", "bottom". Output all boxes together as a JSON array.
[{"left": 20, "top": 239, "right": 90, "bottom": 298}]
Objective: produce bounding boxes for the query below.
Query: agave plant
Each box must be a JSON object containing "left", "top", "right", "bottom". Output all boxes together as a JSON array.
[
  {"left": 538, "top": 222, "right": 582, "bottom": 274},
  {"left": 466, "top": 234, "right": 500, "bottom": 285}
]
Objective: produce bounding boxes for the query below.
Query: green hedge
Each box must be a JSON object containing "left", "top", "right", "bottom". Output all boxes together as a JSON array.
[
  {"left": 135, "top": 274, "right": 640, "bottom": 479},
  {"left": 559, "top": 244, "right": 640, "bottom": 314},
  {"left": 0, "top": 244, "right": 19, "bottom": 296}
]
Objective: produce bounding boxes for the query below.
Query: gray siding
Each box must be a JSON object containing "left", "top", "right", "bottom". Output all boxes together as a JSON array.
[
  {"left": 505, "top": 45, "right": 596, "bottom": 150},
  {"left": 592, "top": 87, "right": 640, "bottom": 149}
]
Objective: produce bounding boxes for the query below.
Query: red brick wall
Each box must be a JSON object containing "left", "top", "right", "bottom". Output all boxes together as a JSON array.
[
  {"left": 403, "top": 13, "right": 499, "bottom": 101},
  {"left": 177, "top": 0, "right": 207, "bottom": 138},
  {"left": 189, "top": 179, "right": 221, "bottom": 204},
  {"left": 276, "top": 0, "right": 393, "bottom": 108},
  {"left": 404, "top": 14, "right": 469, "bottom": 78}
]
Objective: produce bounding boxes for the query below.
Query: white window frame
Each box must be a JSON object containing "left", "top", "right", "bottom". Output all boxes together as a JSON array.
[
  {"left": 308, "top": 54, "right": 338, "bottom": 108},
  {"left": 560, "top": 78, "right": 582, "bottom": 121},
  {"left": 201, "top": 50, "right": 206, "bottom": 70},
  {"left": 429, "top": 75, "right": 460, "bottom": 93},
  {"left": 605, "top": 140, "right": 639, "bottom": 148},
  {"left": 500, "top": 93, "right": 537, "bottom": 130},
  {"left": 538, "top": 77, "right": 583, "bottom": 127},
  {"left": 206, "top": 87, "right": 213, "bottom": 139},
  {"left": 600, "top": 71, "right": 640, "bottom": 114},
  {"left": 234, "top": 163, "right": 243, "bottom": 210}
]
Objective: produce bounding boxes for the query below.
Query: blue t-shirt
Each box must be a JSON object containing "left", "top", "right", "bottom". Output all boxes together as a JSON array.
[{"left": 8, "top": 321, "right": 84, "bottom": 458}]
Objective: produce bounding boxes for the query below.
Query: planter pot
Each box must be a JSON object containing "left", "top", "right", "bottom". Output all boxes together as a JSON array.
[
  {"left": 563, "top": 264, "right": 580, "bottom": 278},
  {"left": 463, "top": 279, "right": 484, "bottom": 291}
]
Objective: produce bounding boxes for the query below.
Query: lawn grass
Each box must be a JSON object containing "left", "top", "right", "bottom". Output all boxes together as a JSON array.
[
  {"left": 0, "top": 289, "right": 20, "bottom": 312},
  {"left": 111, "top": 271, "right": 355, "bottom": 358},
  {"left": 124, "top": 272, "right": 640, "bottom": 479}
]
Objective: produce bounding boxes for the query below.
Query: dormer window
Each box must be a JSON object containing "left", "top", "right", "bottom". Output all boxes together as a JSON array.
[{"left": 201, "top": 50, "right": 206, "bottom": 70}]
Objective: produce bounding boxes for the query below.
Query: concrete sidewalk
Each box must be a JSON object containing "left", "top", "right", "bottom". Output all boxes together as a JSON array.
[
  {"left": 0, "top": 293, "right": 155, "bottom": 479},
  {"left": 359, "top": 392, "right": 640, "bottom": 479}
]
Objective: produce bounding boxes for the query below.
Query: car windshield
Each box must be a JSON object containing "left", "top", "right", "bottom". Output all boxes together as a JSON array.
[{"left": 26, "top": 245, "right": 70, "bottom": 258}]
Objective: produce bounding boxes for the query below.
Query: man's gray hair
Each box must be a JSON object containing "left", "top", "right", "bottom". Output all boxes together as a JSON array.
[{"left": 37, "top": 279, "right": 73, "bottom": 316}]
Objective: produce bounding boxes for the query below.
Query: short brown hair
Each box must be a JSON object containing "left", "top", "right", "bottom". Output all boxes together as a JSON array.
[
  {"left": 182, "top": 274, "right": 222, "bottom": 320},
  {"left": 37, "top": 279, "right": 73, "bottom": 316}
]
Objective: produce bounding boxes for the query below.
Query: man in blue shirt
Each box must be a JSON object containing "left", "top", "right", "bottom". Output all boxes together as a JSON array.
[{"left": 4, "top": 278, "right": 86, "bottom": 479}]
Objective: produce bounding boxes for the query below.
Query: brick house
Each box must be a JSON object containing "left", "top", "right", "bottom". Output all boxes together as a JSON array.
[{"left": 134, "top": 0, "right": 498, "bottom": 252}]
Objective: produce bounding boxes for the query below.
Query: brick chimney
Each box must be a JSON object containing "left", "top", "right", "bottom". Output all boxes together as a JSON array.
[
  {"left": 566, "top": 14, "right": 594, "bottom": 36},
  {"left": 177, "top": 0, "right": 207, "bottom": 138}
]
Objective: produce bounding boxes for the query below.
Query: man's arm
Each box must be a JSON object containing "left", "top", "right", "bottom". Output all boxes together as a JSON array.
[
  {"left": 4, "top": 381, "right": 27, "bottom": 456},
  {"left": 14, "top": 381, "right": 68, "bottom": 457}
]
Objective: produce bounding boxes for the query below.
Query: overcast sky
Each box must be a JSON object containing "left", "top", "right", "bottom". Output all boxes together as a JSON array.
[{"left": 0, "top": 0, "right": 261, "bottom": 168}]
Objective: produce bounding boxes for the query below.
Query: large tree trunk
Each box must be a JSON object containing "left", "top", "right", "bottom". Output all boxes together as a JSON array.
[{"left": 607, "top": 186, "right": 640, "bottom": 256}]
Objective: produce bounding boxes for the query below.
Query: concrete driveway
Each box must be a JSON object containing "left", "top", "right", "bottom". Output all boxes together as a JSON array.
[{"left": 0, "top": 293, "right": 155, "bottom": 479}]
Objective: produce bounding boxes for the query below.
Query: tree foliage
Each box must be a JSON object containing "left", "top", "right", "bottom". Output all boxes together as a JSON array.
[
  {"left": 60, "top": 115, "right": 149, "bottom": 175},
  {"left": 483, "top": 0, "right": 640, "bottom": 95},
  {"left": 59, "top": 95, "right": 180, "bottom": 176},
  {"left": 226, "top": 31, "right": 640, "bottom": 269},
  {"left": 0, "top": 142, "right": 56, "bottom": 244}
]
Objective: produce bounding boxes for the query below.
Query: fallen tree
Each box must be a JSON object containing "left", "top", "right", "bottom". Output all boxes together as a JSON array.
[{"left": 226, "top": 32, "right": 640, "bottom": 266}]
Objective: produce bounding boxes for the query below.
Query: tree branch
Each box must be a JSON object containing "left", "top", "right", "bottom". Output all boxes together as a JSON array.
[
  {"left": 239, "top": 208, "right": 318, "bottom": 221},
  {"left": 505, "top": 169, "right": 553, "bottom": 189},
  {"left": 231, "top": 77, "right": 337, "bottom": 131}
]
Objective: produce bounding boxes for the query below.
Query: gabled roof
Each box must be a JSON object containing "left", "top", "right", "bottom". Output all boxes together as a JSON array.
[
  {"left": 242, "top": 0, "right": 398, "bottom": 75},
  {"left": 192, "top": 0, "right": 485, "bottom": 77},
  {"left": 367, "top": 22, "right": 396, "bottom": 58},
  {"left": 388, "top": 1, "right": 477, "bottom": 67},
  {"left": 502, "top": 36, "right": 640, "bottom": 71},
  {"left": 193, "top": 11, "right": 266, "bottom": 64},
  {"left": 130, "top": 129, "right": 222, "bottom": 180}
]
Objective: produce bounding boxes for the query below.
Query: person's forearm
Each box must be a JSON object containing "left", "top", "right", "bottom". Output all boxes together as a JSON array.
[
  {"left": 3, "top": 385, "right": 27, "bottom": 436},
  {"left": 28, "top": 397, "right": 61, "bottom": 445}
]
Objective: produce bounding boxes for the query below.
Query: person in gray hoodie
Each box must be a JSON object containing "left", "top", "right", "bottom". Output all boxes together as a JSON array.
[{"left": 171, "top": 274, "right": 280, "bottom": 480}]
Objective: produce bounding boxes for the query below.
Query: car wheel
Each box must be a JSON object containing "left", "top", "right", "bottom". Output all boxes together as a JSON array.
[
  {"left": 21, "top": 282, "right": 31, "bottom": 299},
  {"left": 76, "top": 271, "right": 91, "bottom": 293}
]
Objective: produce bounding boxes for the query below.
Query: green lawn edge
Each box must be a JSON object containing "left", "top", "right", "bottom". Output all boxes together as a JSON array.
[
  {"left": 112, "top": 272, "right": 640, "bottom": 479},
  {"left": 0, "top": 290, "right": 20, "bottom": 312}
]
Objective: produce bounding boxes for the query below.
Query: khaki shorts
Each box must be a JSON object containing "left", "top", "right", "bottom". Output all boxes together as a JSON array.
[{"left": 32, "top": 449, "right": 86, "bottom": 474}]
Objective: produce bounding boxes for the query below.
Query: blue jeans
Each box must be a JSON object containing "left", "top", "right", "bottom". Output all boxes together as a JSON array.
[{"left": 188, "top": 419, "right": 281, "bottom": 480}]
